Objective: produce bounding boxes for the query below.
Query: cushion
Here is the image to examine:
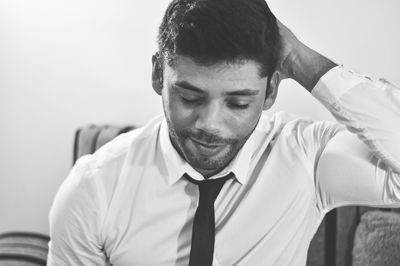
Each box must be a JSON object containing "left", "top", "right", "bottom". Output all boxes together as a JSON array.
[{"left": 352, "top": 210, "right": 400, "bottom": 266}]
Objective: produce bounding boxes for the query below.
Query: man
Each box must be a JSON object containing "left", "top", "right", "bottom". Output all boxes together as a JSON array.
[{"left": 47, "top": 0, "right": 400, "bottom": 265}]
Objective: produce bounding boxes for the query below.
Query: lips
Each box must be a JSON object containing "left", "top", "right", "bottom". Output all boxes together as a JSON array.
[{"left": 188, "top": 137, "right": 226, "bottom": 156}]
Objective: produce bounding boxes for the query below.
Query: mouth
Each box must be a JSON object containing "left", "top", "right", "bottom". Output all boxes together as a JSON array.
[{"left": 188, "top": 137, "right": 226, "bottom": 156}]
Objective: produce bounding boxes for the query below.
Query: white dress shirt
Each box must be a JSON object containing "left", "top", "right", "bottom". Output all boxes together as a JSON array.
[{"left": 47, "top": 66, "right": 400, "bottom": 266}]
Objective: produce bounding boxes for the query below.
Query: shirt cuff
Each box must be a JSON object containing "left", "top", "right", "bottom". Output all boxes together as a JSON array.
[{"left": 311, "top": 65, "right": 368, "bottom": 105}]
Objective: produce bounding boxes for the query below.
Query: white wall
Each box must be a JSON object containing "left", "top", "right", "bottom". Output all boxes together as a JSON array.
[{"left": 0, "top": 0, "right": 399, "bottom": 235}]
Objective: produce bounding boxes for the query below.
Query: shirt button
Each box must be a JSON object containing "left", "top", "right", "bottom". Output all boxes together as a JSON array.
[{"left": 341, "top": 71, "right": 353, "bottom": 80}]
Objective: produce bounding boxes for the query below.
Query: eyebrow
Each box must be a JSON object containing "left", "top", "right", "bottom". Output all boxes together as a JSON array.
[
  {"left": 226, "top": 89, "right": 260, "bottom": 96},
  {"left": 174, "top": 81, "right": 260, "bottom": 96},
  {"left": 174, "top": 81, "right": 203, "bottom": 93}
]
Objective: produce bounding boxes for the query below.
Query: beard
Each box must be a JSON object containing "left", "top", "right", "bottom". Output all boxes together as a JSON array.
[{"left": 165, "top": 118, "right": 250, "bottom": 175}]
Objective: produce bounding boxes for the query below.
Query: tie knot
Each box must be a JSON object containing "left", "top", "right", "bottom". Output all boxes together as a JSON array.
[{"left": 184, "top": 173, "right": 233, "bottom": 206}]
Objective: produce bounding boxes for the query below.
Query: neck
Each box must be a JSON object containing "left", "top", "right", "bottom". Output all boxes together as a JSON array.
[{"left": 194, "top": 167, "right": 224, "bottom": 179}]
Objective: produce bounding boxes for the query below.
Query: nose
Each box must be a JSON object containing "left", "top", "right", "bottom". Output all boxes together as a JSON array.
[{"left": 194, "top": 101, "right": 223, "bottom": 134}]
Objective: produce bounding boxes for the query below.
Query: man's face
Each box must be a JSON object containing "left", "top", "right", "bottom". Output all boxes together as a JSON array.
[{"left": 157, "top": 55, "right": 272, "bottom": 177}]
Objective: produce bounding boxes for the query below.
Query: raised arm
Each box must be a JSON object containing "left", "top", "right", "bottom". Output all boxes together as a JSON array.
[{"left": 276, "top": 20, "right": 400, "bottom": 211}]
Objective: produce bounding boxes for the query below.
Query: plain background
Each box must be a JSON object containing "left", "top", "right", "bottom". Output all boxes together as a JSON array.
[{"left": 0, "top": 0, "right": 399, "bottom": 235}]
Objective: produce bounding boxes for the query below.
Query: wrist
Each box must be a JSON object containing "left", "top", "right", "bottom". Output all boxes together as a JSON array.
[{"left": 287, "top": 45, "right": 337, "bottom": 92}]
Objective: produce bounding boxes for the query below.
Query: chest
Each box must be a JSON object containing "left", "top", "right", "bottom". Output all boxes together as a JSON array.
[{"left": 103, "top": 149, "right": 319, "bottom": 265}]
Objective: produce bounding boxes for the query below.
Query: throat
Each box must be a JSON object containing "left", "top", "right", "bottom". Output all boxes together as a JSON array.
[{"left": 194, "top": 167, "right": 225, "bottom": 179}]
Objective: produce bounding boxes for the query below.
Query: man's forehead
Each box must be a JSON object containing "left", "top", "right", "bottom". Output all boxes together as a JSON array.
[{"left": 164, "top": 55, "right": 268, "bottom": 89}]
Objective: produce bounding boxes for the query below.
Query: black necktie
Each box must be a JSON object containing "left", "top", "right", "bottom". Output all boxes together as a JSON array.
[{"left": 184, "top": 173, "right": 233, "bottom": 266}]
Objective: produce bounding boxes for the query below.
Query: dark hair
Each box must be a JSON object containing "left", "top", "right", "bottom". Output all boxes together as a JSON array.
[{"left": 157, "top": 0, "right": 280, "bottom": 78}]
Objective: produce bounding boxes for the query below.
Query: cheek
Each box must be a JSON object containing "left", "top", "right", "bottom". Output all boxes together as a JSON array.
[
  {"left": 226, "top": 108, "right": 262, "bottom": 139},
  {"left": 163, "top": 90, "right": 194, "bottom": 129},
  {"left": 226, "top": 97, "right": 264, "bottom": 137}
]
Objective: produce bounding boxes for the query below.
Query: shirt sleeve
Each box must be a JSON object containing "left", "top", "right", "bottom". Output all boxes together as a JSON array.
[
  {"left": 310, "top": 65, "right": 400, "bottom": 212},
  {"left": 47, "top": 155, "right": 110, "bottom": 266}
]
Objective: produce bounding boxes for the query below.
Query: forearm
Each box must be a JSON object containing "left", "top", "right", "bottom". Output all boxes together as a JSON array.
[
  {"left": 314, "top": 72, "right": 400, "bottom": 209},
  {"left": 275, "top": 20, "right": 337, "bottom": 92},
  {"left": 283, "top": 43, "right": 337, "bottom": 92},
  {"left": 312, "top": 66, "right": 400, "bottom": 174}
]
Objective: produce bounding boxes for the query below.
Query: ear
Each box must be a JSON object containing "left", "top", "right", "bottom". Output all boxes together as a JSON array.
[
  {"left": 152, "top": 53, "right": 163, "bottom": 96},
  {"left": 263, "top": 71, "right": 281, "bottom": 110}
]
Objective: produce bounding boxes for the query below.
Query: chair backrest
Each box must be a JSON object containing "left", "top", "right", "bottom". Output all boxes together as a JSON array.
[{"left": 73, "top": 125, "right": 135, "bottom": 164}]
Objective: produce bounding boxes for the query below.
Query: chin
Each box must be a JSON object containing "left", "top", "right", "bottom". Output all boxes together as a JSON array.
[
  {"left": 187, "top": 155, "right": 225, "bottom": 171},
  {"left": 183, "top": 143, "right": 240, "bottom": 173}
]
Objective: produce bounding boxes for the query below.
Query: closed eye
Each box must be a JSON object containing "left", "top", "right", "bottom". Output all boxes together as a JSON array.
[
  {"left": 180, "top": 93, "right": 203, "bottom": 104},
  {"left": 227, "top": 101, "right": 250, "bottom": 109},
  {"left": 226, "top": 96, "right": 253, "bottom": 109},
  {"left": 172, "top": 84, "right": 203, "bottom": 104}
]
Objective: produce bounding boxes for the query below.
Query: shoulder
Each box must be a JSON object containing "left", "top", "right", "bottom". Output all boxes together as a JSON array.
[
  {"left": 49, "top": 115, "right": 165, "bottom": 260},
  {"left": 258, "top": 111, "right": 345, "bottom": 157},
  {"left": 70, "top": 114, "right": 164, "bottom": 201},
  {"left": 259, "top": 110, "right": 342, "bottom": 137},
  {"left": 50, "top": 115, "right": 164, "bottom": 231}
]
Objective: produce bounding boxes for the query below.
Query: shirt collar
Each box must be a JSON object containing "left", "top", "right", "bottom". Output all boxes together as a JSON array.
[{"left": 159, "top": 119, "right": 255, "bottom": 185}]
